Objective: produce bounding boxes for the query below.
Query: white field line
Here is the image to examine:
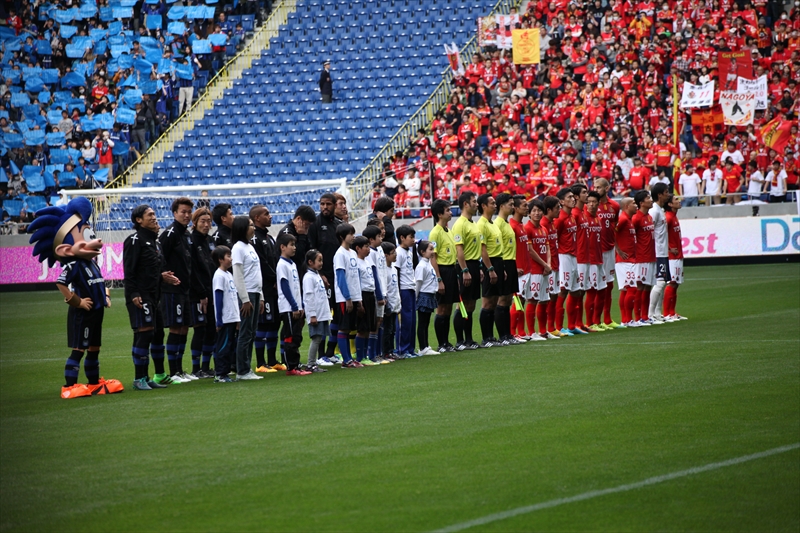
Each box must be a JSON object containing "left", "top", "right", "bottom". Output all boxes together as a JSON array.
[{"left": 431, "top": 443, "right": 800, "bottom": 533}]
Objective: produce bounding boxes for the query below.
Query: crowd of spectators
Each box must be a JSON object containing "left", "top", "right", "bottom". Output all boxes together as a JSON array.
[
  {"left": 0, "top": 0, "right": 271, "bottom": 224},
  {"left": 375, "top": 0, "right": 799, "bottom": 216}
]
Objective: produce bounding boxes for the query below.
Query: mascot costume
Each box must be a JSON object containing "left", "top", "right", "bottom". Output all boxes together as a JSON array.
[{"left": 28, "top": 197, "right": 124, "bottom": 398}]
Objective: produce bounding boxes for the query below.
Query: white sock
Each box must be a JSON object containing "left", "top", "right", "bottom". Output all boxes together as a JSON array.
[{"left": 649, "top": 279, "right": 666, "bottom": 318}]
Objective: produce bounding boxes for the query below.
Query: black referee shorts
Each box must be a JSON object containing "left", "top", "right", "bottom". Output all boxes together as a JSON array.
[
  {"left": 481, "top": 256, "right": 504, "bottom": 298},
  {"left": 458, "top": 259, "right": 481, "bottom": 302},
  {"left": 67, "top": 307, "right": 104, "bottom": 349},
  {"left": 503, "top": 259, "right": 519, "bottom": 296},
  {"left": 437, "top": 264, "right": 459, "bottom": 305}
]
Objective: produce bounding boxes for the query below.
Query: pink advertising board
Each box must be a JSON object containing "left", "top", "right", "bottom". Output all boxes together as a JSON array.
[{"left": 0, "top": 242, "right": 125, "bottom": 284}]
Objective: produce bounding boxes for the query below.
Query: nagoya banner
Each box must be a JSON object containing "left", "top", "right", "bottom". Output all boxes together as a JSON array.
[
  {"left": 477, "top": 15, "right": 516, "bottom": 49},
  {"left": 718, "top": 50, "right": 753, "bottom": 91},
  {"left": 760, "top": 117, "right": 793, "bottom": 155},
  {"left": 511, "top": 29, "right": 540, "bottom": 64},
  {"left": 720, "top": 91, "right": 756, "bottom": 126},
  {"left": 680, "top": 81, "right": 715, "bottom": 108},
  {"left": 737, "top": 75, "right": 768, "bottom": 110},
  {"left": 691, "top": 106, "right": 725, "bottom": 136}
]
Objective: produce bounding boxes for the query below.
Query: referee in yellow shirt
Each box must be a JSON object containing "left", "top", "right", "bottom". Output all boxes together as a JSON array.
[
  {"left": 429, "top": 199, "right": 458, "bottom": 353},
  {"left": 493, "top": 193, "right": 520, "bottom": 345},
  {"left": 452, "top": 192, "right": 481, "bottom": 351},
  {"left": 476, "top": 193, "right": 503, "bottom": 348}
]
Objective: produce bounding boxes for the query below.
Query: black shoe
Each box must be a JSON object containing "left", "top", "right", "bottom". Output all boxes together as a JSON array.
[{"left": 146, "top": 379, "right": 168, "bottom": 389}]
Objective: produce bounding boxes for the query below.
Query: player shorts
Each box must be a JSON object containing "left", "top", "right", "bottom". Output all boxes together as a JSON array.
[
  {"left": 258, "top": 292, "right": 280, "bottom": 326},
  {"left": 656, "top": 257, "right": 672, "bottom": 282},
  {"left": 616, "top": 262, "right": 637, "bottom": 289},
  {"left": 669, "top": 259, "right": 684, "bottom": 284},
  {"left": 636, "top": 261, "right": 656, "bottom": 286},
  {"left": 518, "top": 273, "right": 532, "bottom": 299},
  {"left": 576, "top": 263, "right": 590, "bottom": 291},
  {"left": 602, "top": 250, "right": 616, "bottom": 281},
  {"left": 548, "top": 270, "right": 559, "bottom": 294},
  {"left": 530, "top": 273, "right": 551, "bottom": 303},
  {"left": 558, "top": 254, "right": 579, "bottom": 292},
  {"left": 503, "top": 260, "right": 518, "bottom": 296},
  {"left": 588, "top": 264, "right": 607, "bottom": 291},
  {"left": 438, "top": 264, "right": 459, "bottom": 305},
  {"left": 126, "top": 295, "right": 161, "bottom": 330},
  {"left": 458, "top": 259, "right": 482, "bottom": 302},
  {"left": 190, "top": 298, "right": 211, "bottom": 327},
  {"left": 161, "top": 292, "right": 189, "bottom": 328},
  {"left": 358, "top": 291, "right": 378, "bottom": 333},
  {"left": 333, "top": 299, "right": 360, "bottom": 332},
  {"left": 482, "top": 257, "right": 504, "bottom": 298},
  {"left": 67, "top": 307, "right": 104, "bottom": 349}
]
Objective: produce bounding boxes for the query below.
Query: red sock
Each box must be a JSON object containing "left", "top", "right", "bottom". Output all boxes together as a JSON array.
[
  {"left": 585, "top": 289, "right": 597, "bottom": 326},
  {"left": 537, "top": 301, "right": 548, "bottom": 335},
  {"left": 664, "top": 285, "right": 676, "bottom": 316},
  {"left": 619, "top": 289, "right": 628, "bottom": 323},
  {"left": 576, "top": 293, "right": 585, "bottom": 329},
  {"left": 565, "top": 294, "right": 576, "bottom": 330},
  {"left": 626, "top": 289, "right": 636, "bottom": 323},
  {"left": 556, "top": 294, "right": 566, "bottom": 330},
  {"left": 603, "top": 285, "right": 614, "bottom": 324},
  {"left": 593, "top": 288, "right": 605, "bottom": 326},
  {"left": 547, "top": 297, "right": 557, "bottom": 332},
  {"left": 525, "top": 302, "right": 537, "bottom": 336},
  {"left": 671, "top": 287, "right": 679, "bottom": 316},
  {"left": 634, "top": 289, "right": 644, "bottom": 321},
  {"left": 517, "top": 305, "right": 528, "bottom": 335},
  {"left": 641, "top": 290, "right": 651, "bottom": 321}
]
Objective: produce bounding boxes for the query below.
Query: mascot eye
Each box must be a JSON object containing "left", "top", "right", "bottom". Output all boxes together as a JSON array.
[{"left": 83, "top": 227, "right": 96, "bottom": 242}]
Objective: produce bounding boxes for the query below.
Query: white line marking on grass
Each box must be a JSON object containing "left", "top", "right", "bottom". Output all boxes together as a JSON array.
[{"left": 431, "top": 443, "right": 800, "bottom": 533}]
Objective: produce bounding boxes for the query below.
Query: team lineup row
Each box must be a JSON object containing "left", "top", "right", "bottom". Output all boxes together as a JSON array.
[{"left": 45, "top": 182, "right": 685, "bottom": 398}]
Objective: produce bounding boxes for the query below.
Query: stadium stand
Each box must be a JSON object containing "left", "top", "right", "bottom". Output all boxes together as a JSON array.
[{"left": 0, "top": 0, "right": 272, "bottom": 223}]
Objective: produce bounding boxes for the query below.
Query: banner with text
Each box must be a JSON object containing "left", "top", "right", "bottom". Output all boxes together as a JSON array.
[
  {"left": 737, "top": 75, "right": 768, "bottom": 110},
  {"left": 511, "top": 29, "right": 541, "bottom": 64},
  {"left": 679, "top": 215, "right": 799, "bottom": 258},
  {"left": 680, "top": 81, "right": 715, "bottom": 109},
  {"left": 0, "top": 242, "right": 125, "bottom": 284},
  {"left": 720, "top": 91, "right": 756, "bottom": 126}
]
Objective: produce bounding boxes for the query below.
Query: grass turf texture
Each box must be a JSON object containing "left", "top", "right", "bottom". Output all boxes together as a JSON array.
[{"left": 1, "top": 263, "right": 798, "bottom": 532}]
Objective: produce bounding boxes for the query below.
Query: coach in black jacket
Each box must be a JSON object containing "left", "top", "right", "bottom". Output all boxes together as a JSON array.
[{"left": 308, "top": 192, "right": 341, "bottom": 287}]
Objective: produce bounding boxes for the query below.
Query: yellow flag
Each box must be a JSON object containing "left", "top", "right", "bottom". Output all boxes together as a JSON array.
[{"left": 512, "top": 29, "right": 540, "bottom": 64}]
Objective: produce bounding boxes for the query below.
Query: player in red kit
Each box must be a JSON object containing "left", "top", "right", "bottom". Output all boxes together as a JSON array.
[
  {"left": 663, "top": 195, "right": 688, "bottom": 322},
  {"left": 614, "top": 198, "right": 637, "bottom": 327},
  {"left": 541, "top": 196, "right": 561, "bottom": 338},
  {"left": 553, "top": 189, "right": 579, "bottom": 336},
  {"left": 592, "top": 178, "right": 622, "bottom": 328},
  {"left": 524, "top": 199, "right": 553, "bottom": 340},
  {"left": 509, "top": 196, "right": 533, "bottom": 339},
  {"left": 632, "top": 191, "right": 656, "bottom": 325},
  {"left": 569, "top": 184, "right": 590, "bottom": 334},
  {"left": 584, "top": 192, "right": 608, "bottom": 332}
]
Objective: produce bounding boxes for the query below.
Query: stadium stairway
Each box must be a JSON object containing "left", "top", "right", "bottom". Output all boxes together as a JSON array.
[{"left": 96, "top": 0, "right": 515, "bottom": 230}]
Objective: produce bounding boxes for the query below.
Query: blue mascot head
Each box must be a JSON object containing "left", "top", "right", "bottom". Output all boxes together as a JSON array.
[{"left": 27, "top": 197, "right": 102, "bottom": 267}]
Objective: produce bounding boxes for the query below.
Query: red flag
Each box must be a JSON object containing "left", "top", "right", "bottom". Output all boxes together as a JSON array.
[{"left": 760, "top": 117, "right": 792, "bottom": 154}]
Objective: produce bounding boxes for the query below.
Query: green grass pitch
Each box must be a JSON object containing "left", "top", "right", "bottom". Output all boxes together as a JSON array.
[{"left": 1, "top": 263, "right": 798, "bottom": 532}]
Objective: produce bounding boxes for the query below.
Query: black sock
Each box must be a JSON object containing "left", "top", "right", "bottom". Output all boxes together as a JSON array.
[
  {"left": 84, "top": 350, "right": 100, "bottom": 385},
  {"left": 151, "top": 327, "right": 165, "bottom": 375},
  {"left": 65, "top": 349, "right": 83, "bottom": 387},
  {"left": 134, "top": 330, "right": 153, "bottom": 380},
  {"left": 453, "top": 312, "right": 464, "bottom": 344},
  {"left": 417, "top": 312, "right": 431, "bottom": 349},
  {"left": 495, "top": 305, "right": 510, "bottom": 339},
  {"left": 191, "top": 327, "right": 204, "bottom": 373},
  {"left": 434, "top": 314, "right": 450, "bottom": 346},
  {"left": 166, "top": 332, "right": 181, "bottom": 375},
  {"left": 480, "top": 308, "right": 495, "bottom": 340},
  {"left": 464, "top": 311, "right": 474, "bottom": 343}
]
